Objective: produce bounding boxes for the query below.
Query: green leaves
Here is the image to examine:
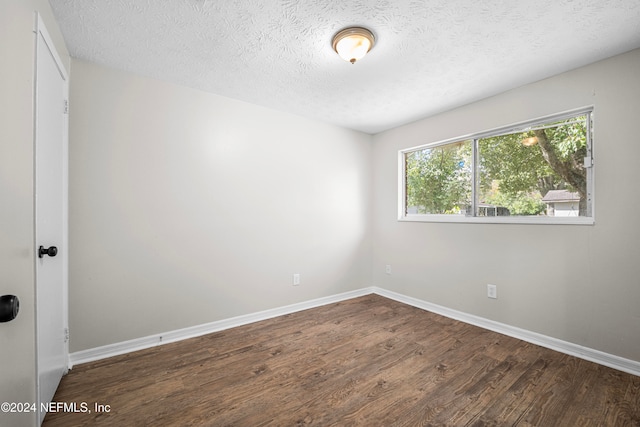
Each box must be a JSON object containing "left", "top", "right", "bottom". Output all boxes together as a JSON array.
[
  {"left": 405, "top": 141, "right": 472, "bottom": 214},
  {"left": 479, "top": 132, "right": 551, "bottom": 197}
]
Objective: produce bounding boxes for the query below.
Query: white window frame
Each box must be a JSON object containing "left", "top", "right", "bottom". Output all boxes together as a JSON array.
[{"left": 398, "top": 107, "right": 595, "bottom": 225}]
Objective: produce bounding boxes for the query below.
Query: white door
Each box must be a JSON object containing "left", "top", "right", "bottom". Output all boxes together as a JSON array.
[{"left": 34, "top": 14, "right": 69, "bottom": 425}]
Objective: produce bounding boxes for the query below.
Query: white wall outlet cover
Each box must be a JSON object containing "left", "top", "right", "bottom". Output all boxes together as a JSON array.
[{"left": 487, "top": 284, "right": 497, "bottom": 299}]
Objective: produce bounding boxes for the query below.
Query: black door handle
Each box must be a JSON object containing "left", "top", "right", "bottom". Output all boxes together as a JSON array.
[
  {"left": 0, "top": 295, "right": 19, "bottom": 322},
  {"left": 38, "top": 246, "right": 58, "bottom": 258}
]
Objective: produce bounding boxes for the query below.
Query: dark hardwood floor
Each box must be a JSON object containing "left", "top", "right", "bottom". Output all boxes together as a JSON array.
[{"left": 44, "top": 294, "right": 640, "bottom": 426}]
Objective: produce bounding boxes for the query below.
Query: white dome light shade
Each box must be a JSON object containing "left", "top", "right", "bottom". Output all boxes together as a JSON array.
[{"left": 332, "top": 27, "right": 375, "bottom": 64}]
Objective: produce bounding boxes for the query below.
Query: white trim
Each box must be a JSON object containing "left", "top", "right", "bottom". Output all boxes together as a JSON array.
[
  {"left": 399, "top": 214, "right": 595, "bottom": 226},
  {"left": 398, "top": 149, "right": 407, "bottom": 220},
  {"left": 34, "top": 14, "right": 69, "bottom": 80},
  {"left": 68, "top": 288, "right": 373, "bottom": 367},
  {"left": 69, "top": 287, "right": 640, "bottom": 378},
  {"left": 372, "top": 287, "right": 640, "bottom": 377}
]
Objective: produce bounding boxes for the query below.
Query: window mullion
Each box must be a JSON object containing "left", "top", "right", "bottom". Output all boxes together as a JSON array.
[{"left": 472, "top": 138, "right": 479, "bottom": 217}]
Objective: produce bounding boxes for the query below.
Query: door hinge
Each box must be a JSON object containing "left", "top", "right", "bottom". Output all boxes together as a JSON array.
[
  {"left": 64, "top": 328, "right": 70, "bottom": 343},
  {"left": 63, "top": 99, "right": 69, "bottom": 114}
]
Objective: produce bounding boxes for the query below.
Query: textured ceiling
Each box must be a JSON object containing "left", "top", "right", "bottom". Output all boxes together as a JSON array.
[{"left": 49, "top": 0, "right": 640, "bottom": 134}]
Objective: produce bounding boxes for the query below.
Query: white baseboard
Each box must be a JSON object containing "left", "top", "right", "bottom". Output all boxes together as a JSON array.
[
  {"left": 68, "top": 287, "right": 374, "bottom": 368},
  {"left": 70, "top": 286, "right": 640, "bottom": 377},
  {"left": 372, "top": 287, "right": 640, "bottom": 377}
]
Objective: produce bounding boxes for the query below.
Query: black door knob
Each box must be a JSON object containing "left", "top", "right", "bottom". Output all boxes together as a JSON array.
[
  {"left": 38, "top": 246, "right": 58, "bottom": 258},
  {"left": 0, "top": 295, "right": 19, "bottom": 322}
]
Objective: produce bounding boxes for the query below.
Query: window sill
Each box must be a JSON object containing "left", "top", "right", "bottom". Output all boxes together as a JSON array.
[{"left": 398, "top": 214, "right": 595, "bottom": 225}]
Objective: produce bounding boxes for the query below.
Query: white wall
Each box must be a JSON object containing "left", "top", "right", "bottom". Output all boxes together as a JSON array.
[
  {"left": 372, "top": 49, "right": 640, "bottom": 362},
  {"left": 0, "top": 1, "right": 69, "bottom": 426},
  {"left": 68, "top": 60, "right": 372, "bottom": 352}
]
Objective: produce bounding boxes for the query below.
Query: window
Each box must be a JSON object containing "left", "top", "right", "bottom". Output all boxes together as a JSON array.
[{"left": 400, "top": 108, "right": 594, "bottom": 224}]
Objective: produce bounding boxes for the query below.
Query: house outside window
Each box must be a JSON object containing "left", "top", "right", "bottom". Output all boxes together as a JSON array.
[{"left": 542, "top": 190, "right": 581, "bottom": 217}]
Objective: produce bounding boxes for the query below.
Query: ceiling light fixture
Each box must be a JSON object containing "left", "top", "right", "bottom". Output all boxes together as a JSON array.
[{"left": 332, "top": 27, "right": 375, "bottom": 64}]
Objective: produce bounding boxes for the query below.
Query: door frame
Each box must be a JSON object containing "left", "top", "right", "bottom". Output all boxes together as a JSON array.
[{"left": 33, "top": 12, "right": 69, "bottom": 423}]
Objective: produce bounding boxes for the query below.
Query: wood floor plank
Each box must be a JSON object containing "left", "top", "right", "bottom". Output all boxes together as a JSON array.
[{"left": 43, "top": 295, "right": 640, "bottom": 426}]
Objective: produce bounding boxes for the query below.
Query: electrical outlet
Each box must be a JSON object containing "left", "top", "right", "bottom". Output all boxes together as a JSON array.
[
  {"left": 293, "top": 274, "right": 300, "bottom": 286},
  {"left": 487, "top": 284, "right": 497, "bottom": 299},
  {"left": 385, "top": 265, "right": 392, "bottom": 275}
]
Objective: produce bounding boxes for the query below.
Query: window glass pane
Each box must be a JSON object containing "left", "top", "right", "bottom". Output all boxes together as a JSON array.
[
  {"left": 477, "top": 115, "right": 588, "bottom": 217},
  {"left": 405, "top": 140, "right": 472, "bottom": 215}
]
